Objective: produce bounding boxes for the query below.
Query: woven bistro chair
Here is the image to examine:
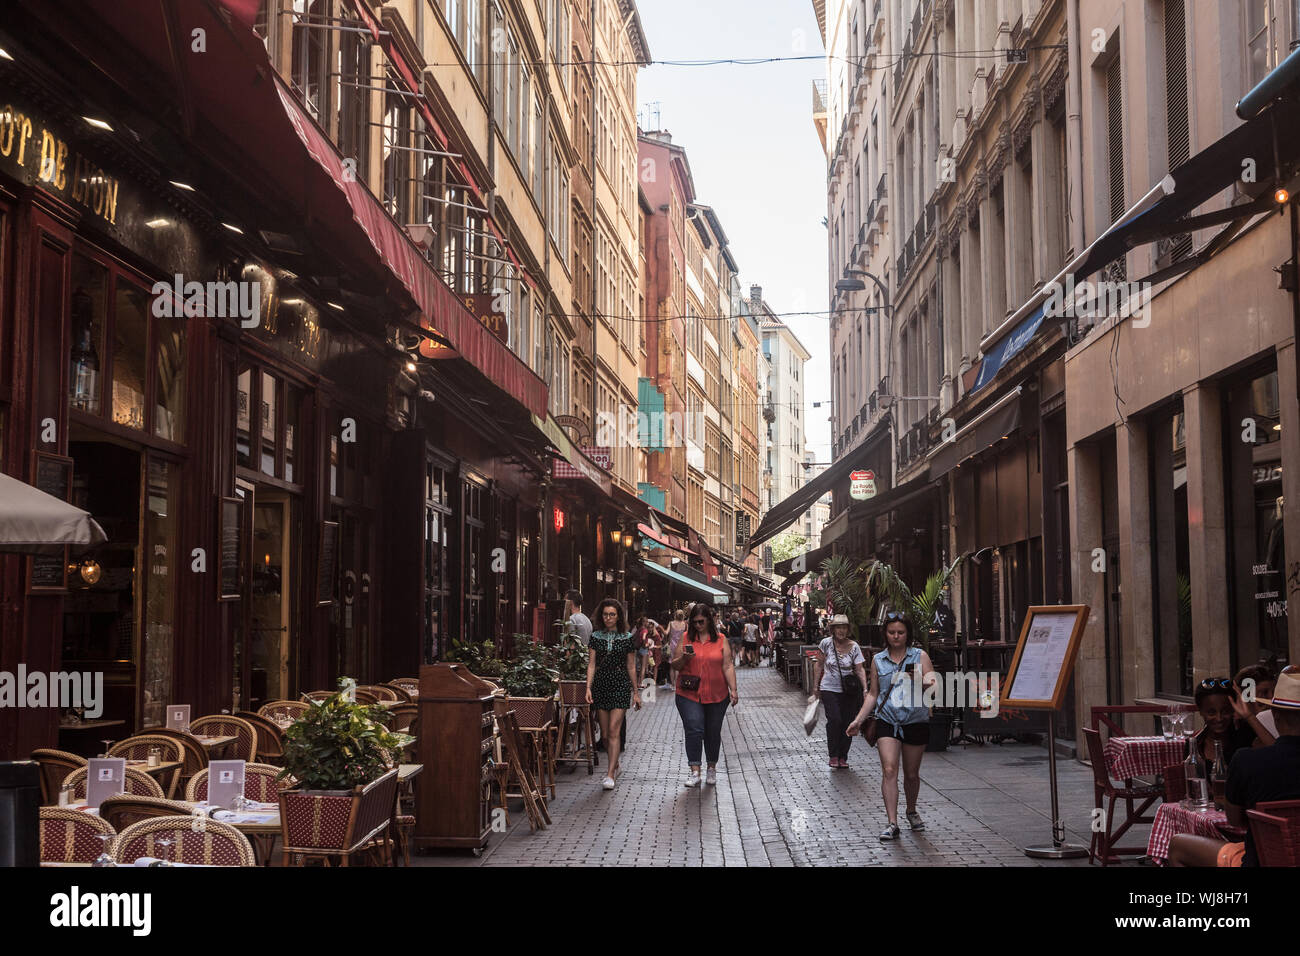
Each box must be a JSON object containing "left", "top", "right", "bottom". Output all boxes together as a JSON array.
[
  {"left": 31, "top": 749, "right": 87, "bottom": 805},
  {"left": 384, "top": 702, "right": 417, "bottom": 733},
  {"left": 358, "top": 684, "right": 399, "bottom": 702},
  {"left": 112, "top": 815, "right": 257, "bottom": 866},
  {"left": 1082, "top": 727, "right": 1162, "bottom": 866},
  {"left": 107, "top": 735, "right": 184, "bottom": 798},
  {"left": 302, "top": 690, "right": 333, "bottom": 702},
  {"left": 388, "top": 678, "right": 420, "bottom": 699},
  {"left": 381, "top": 681, "right": 414, "bottom": 702},
  {"left": 63, "top": 765, "right": 165, "bottom": 800},
  {"left": 278, "top": 768, "right": 399, "bottom": 867},
  {"left": 39, "top": 807, "right": 117, "bottom": 864},
  {"left": 236, "top": 711, "right": 286, "bottom": 765},
  {"left": 258, "top": 699, "right": 310, "bottom": 726},
  {"left": 190, "top": 715, "right": 258, "bottom": 762},
  {"left": 186, "top": 763, "right": 295, "bottom": 803},
  {"left": 98, "top": 795, "right": 198, "bottom": 832},
  {"left": 147, "top": 728, "right": 209, "bottom": 795},
  {"left": 353, "top": 689, "right": 379, "bottom": 705},
  {"left": 1247, "top": 809, "right": 1300, "bottom": 866}
]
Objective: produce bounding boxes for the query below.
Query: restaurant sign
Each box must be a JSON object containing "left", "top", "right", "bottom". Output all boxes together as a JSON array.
[{"left": 850, "top": 469, "right": 877, "bottom": 501}]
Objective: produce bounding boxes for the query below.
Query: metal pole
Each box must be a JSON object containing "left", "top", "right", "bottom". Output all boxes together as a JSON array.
[{"left": 1023, "top": 710, "right": 1088, "bottom": 858}]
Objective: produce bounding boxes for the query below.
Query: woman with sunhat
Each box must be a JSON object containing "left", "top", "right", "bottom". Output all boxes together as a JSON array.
[{"left": 812, "top": 613, "right": 867, "bottom": 768}]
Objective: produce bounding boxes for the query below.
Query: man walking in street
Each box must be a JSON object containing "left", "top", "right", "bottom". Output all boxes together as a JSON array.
[{"left": 564, "top": 590, "right": 593, "bottom": 645}]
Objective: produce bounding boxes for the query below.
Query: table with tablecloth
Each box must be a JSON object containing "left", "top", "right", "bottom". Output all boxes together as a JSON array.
[
  {"left": 1146, "top": 802, "right": 1232, "bottom": 864},
  {"left": 1103, "top": 735, "right": 1187, "bottom": 779}
]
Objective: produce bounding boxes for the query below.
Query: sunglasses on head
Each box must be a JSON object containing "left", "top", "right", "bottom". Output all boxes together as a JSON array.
[
  {"left": 883, "top": 611, "right": 906, "bottom": 622},
  {"left": 692, "top": 618, "right": 708, "bottom": 624},
  {"left": 1200, "top": 678, "right": 1233, "bottom": 690}
]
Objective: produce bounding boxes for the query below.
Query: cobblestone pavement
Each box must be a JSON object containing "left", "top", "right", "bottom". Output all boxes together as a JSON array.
[{"left": 417, "top": 663, "right": 1129, "bottom": 867}]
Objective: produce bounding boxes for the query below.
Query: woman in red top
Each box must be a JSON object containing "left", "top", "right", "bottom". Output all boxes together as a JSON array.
[{"left": 671, "top": 602, "right": 738, "bottom": 788}]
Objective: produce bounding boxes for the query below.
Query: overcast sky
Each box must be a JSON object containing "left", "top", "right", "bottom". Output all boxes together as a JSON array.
[{"left": 636, "top": 0, "right": 832, "bottom": 460}]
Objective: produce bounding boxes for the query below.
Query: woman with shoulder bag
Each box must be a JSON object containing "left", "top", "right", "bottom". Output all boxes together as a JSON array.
[
  {"left": 847, "top": 611, "right": 937, "bottom": 840},
  {"left": 671, "top": 603, "right": 738, "bottom": 788},
  {"left": 813, "top": 614, "right": 867, "bottom": 768}
]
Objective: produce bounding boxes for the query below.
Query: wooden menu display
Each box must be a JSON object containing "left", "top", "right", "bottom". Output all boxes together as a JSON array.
[{"left": 414, "top": 663, "right": 497, "bottom": 853}]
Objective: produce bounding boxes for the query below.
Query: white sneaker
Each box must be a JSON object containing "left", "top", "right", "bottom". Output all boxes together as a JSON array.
[
  {"left": 705, "top": 768, "right": 717, "bottom": 786},
  {"left": 602, "top": 776, "right": 616, "bottom": 790},
  {"left": 684, "top": 770, "right": 702, "bottom": 788}
]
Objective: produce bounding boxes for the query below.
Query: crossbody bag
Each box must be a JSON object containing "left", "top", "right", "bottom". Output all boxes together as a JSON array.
[{"left": 678, "top": 638, "right": 701, "bottom": 692}]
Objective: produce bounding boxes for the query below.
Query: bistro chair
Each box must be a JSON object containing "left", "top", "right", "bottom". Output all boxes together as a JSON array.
[
  {"left": 1162, "top": 763, "right": 1186, "bottom": 803},
  {"left": 107, "top": 735, "right": 184, "bottom": 798},
  {"left": 303, "top": 690, "right": 333, "bottom": 702},
  {"left": 30, "top": 749, "right": 87, "bottom": 805},
  {"left": 382, "top": 681, "right": 415, "bottom": 701},
  {"left": 1082, "top": 728, "right": 1162, "bottom": 866},
  {"left": 112, "top": 815, "right": 256, "bottom": 866},
  {"left": 1089, "top": 704, "right": 1189, "bottom": 744},
  {"left": 235, "top": 711, "right": 286, "bottom": 765},
  {"left": 147, "top": 728, "right": 209, "bottom": 795},
  {"left": 353, "top": 689, "right": 379, "bottom": 705},
  {"left": 258, "top": 699, "right": 310, "bottom": 726},
  {"left": 278, "top": 768, "right": 399, "bottom": 866},
  {"left": 388, "top": 678, "right": 420, "bottom": 698},
  {"left": 1246, "top": 809, "right": 1300, "bottom": 867},
  {"left": 39, "top": 807, "right": 117, "bottom": 864},
  {"left": 1257, "top": 798, "right": 1300, "bottom": 822},
  {"left": 98, "top": 795, "right": 198, "bottom": 832},
  {"left": 186, "top": 763, "right": 294, "bottom": 803},
  {"left": 63, "top": 765, "right": 165, "bottom": 801},
  {"left": 357, "top": 684, "right": 399, "bottom": 702},
  {"left": 190, "top": 715, "right": 258, "bottom": 762}
]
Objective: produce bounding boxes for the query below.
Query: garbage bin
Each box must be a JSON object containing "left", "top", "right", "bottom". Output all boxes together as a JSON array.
[{"left": 0, "top": 761, "right": 41, "bottom": 867}]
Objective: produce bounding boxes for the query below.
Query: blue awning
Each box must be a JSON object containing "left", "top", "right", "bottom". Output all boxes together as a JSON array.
[
  {"left": 641, "top": 559, "right": 730, "bottom": 604},
  {"left": 971, "top": 303, "right": 1046, "bottom": 393}
]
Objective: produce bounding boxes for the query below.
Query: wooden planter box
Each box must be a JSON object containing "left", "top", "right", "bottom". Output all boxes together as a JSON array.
[
  {"left": 499, "top": 695, "right": 556, "bottom": 729},
  {"left": 558, "top": 680, "right": 587, "bottom": 706},
  {"left": 279, "top": 768, "right": 399, "bottom": 865}
]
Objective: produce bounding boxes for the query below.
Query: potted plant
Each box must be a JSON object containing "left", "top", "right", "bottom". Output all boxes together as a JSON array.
[
  {"left": 444, "top": 639, "right": 508, "bottom": 682},
  {"left": 501, "top": 642, "right": 560, "bottom": 727},
  {"left": 555, "top": 636, "right": 590, "bottom": 706}
]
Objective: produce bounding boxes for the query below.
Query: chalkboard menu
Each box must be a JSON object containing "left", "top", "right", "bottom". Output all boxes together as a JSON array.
[
  {"left": 219, "top": 497, "right": 244, "bottom": 601},
  {"left": 317, "top": 521, "right": 339, "bottom": 605},
  {"left": 28, "top": 453, "right": 74, "bottom": 592}
]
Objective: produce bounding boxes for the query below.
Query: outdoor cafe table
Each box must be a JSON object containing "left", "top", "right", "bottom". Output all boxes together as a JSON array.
[
  {"left": 1146, "top": 802, "right": 1242, "bottom": 864},
  {"left": 193, "top": 734, "right": 236, "bottom": 752},
  {"left": 1104, "top": 735, "right": 1187, "bottom": 780},
  {"left": 124, "top": 759, "right": 183, "bottom": 782}
]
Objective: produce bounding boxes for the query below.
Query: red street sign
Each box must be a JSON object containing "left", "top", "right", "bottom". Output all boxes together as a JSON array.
[{"left": 850, "top": 469, "right": 877, "bottom": 501}]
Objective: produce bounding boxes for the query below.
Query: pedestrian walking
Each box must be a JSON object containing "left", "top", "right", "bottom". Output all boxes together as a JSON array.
[
  {"left": 658, "top": 609, "right": 687, "bottom": 687},
  {"left": 847, "top": 612, "right": 937, "bottom": 840},
  {"left": 726, "top": 610, "right": 746, "bottom": 666},
  {"left": 742, "top": 614, "right": 761, "bottom": 667},
  {"left": 564, "top": 589, "right": 593, "bottom": 644},
  {"left": 586, "top": 598, "right": 641, "bottom": 790},
  {"left": 672, "top": 602, "right": 738, "bottom": 787},
  {"left": 813, "top": 614, "right": 867, "bottom": 769}
]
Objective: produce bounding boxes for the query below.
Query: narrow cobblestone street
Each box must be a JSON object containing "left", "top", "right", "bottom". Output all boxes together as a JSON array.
[{"left": 420, "top": 663, "right": 1108, "bottom": 867}]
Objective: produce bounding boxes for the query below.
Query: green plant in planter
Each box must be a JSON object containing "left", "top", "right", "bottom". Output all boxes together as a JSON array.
[
  {"left": 278, "top": 687, "right": 414, "bottom": 791},
  {"left": 502, "top": 653, "right": 560, "bottom": 698},
  {"left": 555, "top": 636, "right": 590, "bottom": 681},
  {"left": 444, "top": 639, "right": 507, "bottom": 678}
]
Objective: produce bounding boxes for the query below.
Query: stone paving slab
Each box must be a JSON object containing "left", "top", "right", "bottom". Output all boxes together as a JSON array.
[{"left": 414, "top": 664, "right": 1152, "bottom": 867}]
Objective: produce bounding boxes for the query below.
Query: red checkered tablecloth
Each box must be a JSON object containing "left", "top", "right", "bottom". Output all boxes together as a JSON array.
[
  {"left": 1103, "top": 735, "right": 1187, "bottom": 779},
  {"left": 1146, "top": 802, "right": 1229, "bottom": 864}
]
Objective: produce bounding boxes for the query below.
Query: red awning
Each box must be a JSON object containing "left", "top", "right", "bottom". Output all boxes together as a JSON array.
[{"left": 65, "top": 0, "right": 548, "bottom": 419}]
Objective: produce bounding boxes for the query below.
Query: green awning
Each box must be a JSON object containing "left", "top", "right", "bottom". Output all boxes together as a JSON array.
[{"left": 641, "top": 559, "right": 730, "bottom": 605}]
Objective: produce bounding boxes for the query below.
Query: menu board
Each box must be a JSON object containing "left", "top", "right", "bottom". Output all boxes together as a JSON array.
[
  {"left": 1001, "top": 605, "right": 1090, "bottom": 710},
  {"left": 28, "top": 453, "right": 74, "bottom": 592},
  {"left": 317, "top": 520, "right": 339, "bottom": 605},
  {"left": 219, "top": 496, "right": 243, "bottom": 600}
]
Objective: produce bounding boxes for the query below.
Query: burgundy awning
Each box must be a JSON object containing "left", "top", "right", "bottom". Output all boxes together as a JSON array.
[{"left": 62, "top": 0, "right": 548, "bottom": 418}]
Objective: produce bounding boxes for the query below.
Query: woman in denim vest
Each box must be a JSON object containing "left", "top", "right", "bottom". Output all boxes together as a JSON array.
[{"left": 848, "top": 612, "right": 937, "bottom": 840}]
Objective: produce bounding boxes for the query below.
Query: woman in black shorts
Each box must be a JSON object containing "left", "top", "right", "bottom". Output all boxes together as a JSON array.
[{"left": 847, "top": 612, "right": 937, "bottom": 841}]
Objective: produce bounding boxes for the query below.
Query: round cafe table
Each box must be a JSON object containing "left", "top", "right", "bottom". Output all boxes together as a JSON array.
[{"left": 1103, "top": 735, "right": 1188, "bottom": 779}]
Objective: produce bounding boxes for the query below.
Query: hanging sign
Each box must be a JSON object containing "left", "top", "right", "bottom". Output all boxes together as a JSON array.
[{"left": 850, "top": 469, "right": 877, "bottom": 501}]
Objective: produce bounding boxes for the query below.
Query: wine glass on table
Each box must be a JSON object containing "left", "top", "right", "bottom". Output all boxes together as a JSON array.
[
  {"left": 92, "top": 833, "right": 114, "bottom": 867},
  {"left": 100, "top": 739, "right": 114, "bottom": 758},
  {"left": 156, "top": 834, "right": 174, "bottom": 865}
]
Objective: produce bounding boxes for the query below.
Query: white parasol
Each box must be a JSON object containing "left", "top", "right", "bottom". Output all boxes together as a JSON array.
[{"left": 0, "top": 472, "right": 108, "bottom": 555}]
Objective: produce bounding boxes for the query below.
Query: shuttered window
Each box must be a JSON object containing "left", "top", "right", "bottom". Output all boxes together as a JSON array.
[
  {"left": 1105, "top": 54, "right": 1126, "bottom": 281},
  {"left": 1164, "top": 0, "right": 1192, "bottom": 262}
]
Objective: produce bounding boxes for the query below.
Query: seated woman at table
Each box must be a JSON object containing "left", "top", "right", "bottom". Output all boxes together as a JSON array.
[
  {"left": 1231, "top": 663, "right": 1278, "bottom": 747},
  {"left": 1191, "top": 678, "right": 1258, "bottom": 766},
  {"left": 1168, "top": 667, "right": 1300, "bottom": 867}
]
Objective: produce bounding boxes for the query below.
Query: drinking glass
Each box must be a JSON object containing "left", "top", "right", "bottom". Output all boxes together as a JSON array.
[
  {"left": 1181, "top": 713, "right": 1197, "bottom": 741},
  {"left": 156, "top": 834, "right": 174, "bottom": 865},
  {"left": 1160, "top": 715, "right": 1176, "bottom": 739},
  {"left": 92, "top": 833, "right": 114, "bottom": 867},
  {"left": 100, "top": 739, "right": 114, "bottom": 758}
]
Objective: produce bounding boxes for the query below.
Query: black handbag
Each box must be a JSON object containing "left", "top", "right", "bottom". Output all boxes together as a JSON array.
[
  {"left": 678, "top": 639, "right": 701, "bottom": 691},
  {"left": 829, "top": 638, "right": 863, "bottom": 699}
]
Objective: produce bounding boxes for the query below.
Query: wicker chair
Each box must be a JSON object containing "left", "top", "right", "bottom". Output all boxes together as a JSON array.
[
  {"left": 382, "top": 681, "right": 415, "bottom": 702},
  {"left": 112, "top": 815, "right": 256, "bottom": 866},
  {"left": 63, "top": 765, "right": 165, "bottom": 800},
  {"left": 353, "top": 689, "right": 379, "bottom": 705},
  {"left": 31, "top": 749, "right": 87, "bottom": 805},
  {"left": 384, "top": 703, "right": 417, "bottom": 733},
  {"left": 388, "top": 678, "right": 419, "bottom": 698},
  {"left": 278, "top": 768, "right": 399, "bottom": 866},
  {"left": 190, "top": 715, "right": 258, "bottom": 762},
  {"left": 1247, "top": 808, "right": 1300, "bottom": 866},
  {"left": 39, "top": 807, "right": 116, "bottom": 864},
  {"left": 147, "top": 728, "right": 209, "bottom": 795},
  {"left": 235, "top": 711, "right": 286, "bottom": 765},
  {"left": 186, "top": 762, "right": 294, "bottom": 803},
  {"left": 107, "top": 735, "right": 184, "bottom": 798},
  {"left": 258, "top": 699, "right": 310, "bottom": 725},
  {"left": 302, "top": 690, "right": 333, "bottom": 702},
  {"left": 358, "top": 684, "right": 399, "bottom": 701},
  {"left": 98, "top": 795, "right": 198, "bottom": 832}
]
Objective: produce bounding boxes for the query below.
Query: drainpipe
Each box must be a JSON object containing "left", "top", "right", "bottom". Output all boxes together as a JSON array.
[{"left": 1065, "top": 0, "right": 1086, "bottom": 256}]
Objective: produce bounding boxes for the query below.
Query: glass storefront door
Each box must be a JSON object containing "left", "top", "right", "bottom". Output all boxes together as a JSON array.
[{"left": 247, "top": 491, "right": 295, "bottom": 708}]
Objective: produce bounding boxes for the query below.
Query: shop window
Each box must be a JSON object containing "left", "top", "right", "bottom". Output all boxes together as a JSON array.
[
  {"left": 1224, "top": 368, "right": 1287, "bottom": 668},
  {"left": 465, "top": 478, "right": 486, "bottom": 642},
  {"left": 111, "top": 284, "right": 149, "bottom": 431},
  {"left": 260, "top": 371, "right": 278, "bottom": 476},
  {"left": 284, "top": 386, "right": 302, "bottom": 483},
  {"left": 1150, "top": 403, "right": 1193, "bottom": 696},
  {"left": 424, "top": 460, "right": 450, "bottom": 662},
  {"left": 153, "top": 305, "right": 185, "bottom": 442},
  {"left": 141, "top": 455, "right": 177, "bottom": 728},
  {"left": 236, "top": 368, "right": 253, "bottom": 470},
  {"left": 69, "top": 255, "right": 108, "bottom": 416}
]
